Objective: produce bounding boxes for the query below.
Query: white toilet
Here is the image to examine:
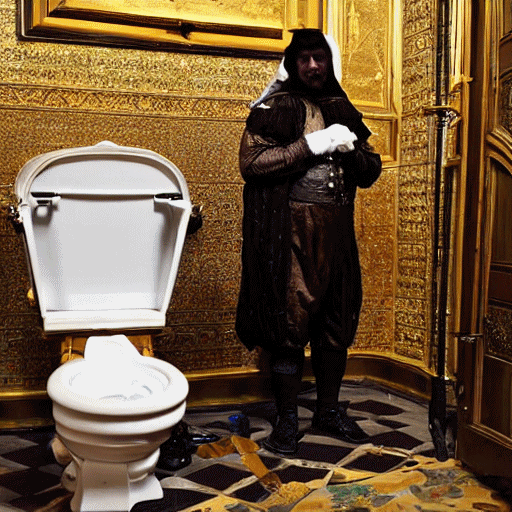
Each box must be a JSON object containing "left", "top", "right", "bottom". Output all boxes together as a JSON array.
[{"left": 13, "top": 141, "right": 192, "bottom": 511}]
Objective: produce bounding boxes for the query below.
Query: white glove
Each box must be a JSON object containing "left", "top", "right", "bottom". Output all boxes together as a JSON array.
[
  {"left": 305, "top": 124, "right": 358, "bottom": 155},
  {"left": 332, "top": 124, "right": 358, "bottom": 153}
]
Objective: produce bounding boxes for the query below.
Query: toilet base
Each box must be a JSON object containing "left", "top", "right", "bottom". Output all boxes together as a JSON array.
[{"left": 66, "top": 449, "right": 163, "bottom": 512}]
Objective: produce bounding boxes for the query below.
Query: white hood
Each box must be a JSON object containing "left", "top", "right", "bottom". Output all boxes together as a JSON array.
[{"left": 250, "top": 34, "right": 342, "bottom": 109}]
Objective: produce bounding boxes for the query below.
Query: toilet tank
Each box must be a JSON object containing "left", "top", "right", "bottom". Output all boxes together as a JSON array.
[{"left": 14, "top": 142, "right": 192, "bottom": 333}]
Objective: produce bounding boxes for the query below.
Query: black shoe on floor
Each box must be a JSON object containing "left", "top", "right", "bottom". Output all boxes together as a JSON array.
[
  {"left": 312, "top": 407, "right": 370, "bottom": 444},
  {"left": 157, "top": 421, "right": 194, "bottom": 471},
  {"left": 262, "top": 411, "right": 301, "bottom": 456}
]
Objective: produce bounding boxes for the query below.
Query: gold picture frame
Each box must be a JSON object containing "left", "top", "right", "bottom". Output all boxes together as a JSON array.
[{"left": 19, "top": 0, "right": 323, "bottom": 56}]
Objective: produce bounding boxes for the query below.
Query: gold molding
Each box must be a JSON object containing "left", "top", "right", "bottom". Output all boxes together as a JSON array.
[
  {"left": 0, "top": 355, "right": 435, "bottom": 427},
  {"left": 19, "top": 0, "right": 323, "bottom": 56},
  {"left": 0, "top": 83, "right": 250, "bottom": 119}
]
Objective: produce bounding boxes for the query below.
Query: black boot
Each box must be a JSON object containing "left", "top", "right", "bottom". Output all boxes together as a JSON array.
[
  {"left": 311, "top": 347, "right": 370, "bottom": 444},
  {"left": 263, "top": 409, "right": 301, "bottom": 455},
  {"left": 312, "top": 407, "right": 369, "bottom": 443},
  {"left": 262, "top": 349, "right": 304, "bottom": 456}
]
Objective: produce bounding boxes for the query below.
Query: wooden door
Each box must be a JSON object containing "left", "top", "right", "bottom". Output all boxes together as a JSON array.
[{"left": 457, "top": 0, "right": 512, "bottom": 477}]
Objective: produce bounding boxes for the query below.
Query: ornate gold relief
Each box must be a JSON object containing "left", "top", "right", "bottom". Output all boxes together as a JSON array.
[
  {"left": 328, "top": 0, "right": 396, "bottom": 112},
  {"left": 500, "top": 72, "right": 512, "bottom": 135},
  {"left": 485, "top": 306, "right": 512, "bottom": 363},
  {"left": 396, "top": 0, "right": 436, "bottom": 367},
  {"left": 343, "top": 0, "right": 390, "bottom": 109},
  {"left": 20, "top": 0, "right": 323, "bottom": 55},
  {"left": 364, "top": 117, "right": 397, "bottom": 162},
  {"left": 0, "top": 84, "right": 250, "bottom": 120},
  {"left": 352, "top": 168, "right": 395, "bottom": 353},
  {"left": 0, "top": 0, "right": 447, "bottom": 403}
]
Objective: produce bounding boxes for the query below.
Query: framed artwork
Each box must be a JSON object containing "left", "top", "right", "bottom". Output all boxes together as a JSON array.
[{"left": 19, "top": 0, "right": 323, "bottom": 56}]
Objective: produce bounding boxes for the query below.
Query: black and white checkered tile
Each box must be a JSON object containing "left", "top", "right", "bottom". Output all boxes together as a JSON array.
[{"left": 0, "top": 383, "right": 438, "bottom": 512}]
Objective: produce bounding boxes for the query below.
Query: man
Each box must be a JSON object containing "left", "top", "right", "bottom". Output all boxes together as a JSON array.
[{"left": 236, "top": 29, "right": 382, "bottom": 455}]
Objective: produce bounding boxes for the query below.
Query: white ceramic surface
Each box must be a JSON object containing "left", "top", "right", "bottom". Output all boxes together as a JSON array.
[
  {"left": 48, "top": 335, "right": 188, "bottom": 511},
  {"left": 14, "top": 141, "right": 192, "bottom": 332}
]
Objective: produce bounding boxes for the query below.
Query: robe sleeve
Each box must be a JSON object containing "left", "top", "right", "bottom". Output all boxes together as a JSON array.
[
  {"left": 239, "top": 129, "right": 310, "bottom": 182},
  {"left": 239, "top": 94, "right": 312, "bottom": 182}
]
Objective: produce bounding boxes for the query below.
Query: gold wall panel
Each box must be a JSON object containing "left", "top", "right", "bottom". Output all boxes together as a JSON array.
[
  {"left": 340, "top": 0, "right": 392, "bottom": 110},
  {"left": 352, "top": 167, "right": 395, "bottom": 352},
  {"left": 0, "top": 214, "right": 61, "bottom": 390},
  {"left": 396, "top": 0, "right": 436, "bottom": 367},
  {"left": 364, "top": 117, "right": 396, "bottom": 162},
  {"left": 0, "top": 0, "right": 441, "bottom": 398},
  {"left": 485, "top": 306, "right": 512, "bottom": 364}
]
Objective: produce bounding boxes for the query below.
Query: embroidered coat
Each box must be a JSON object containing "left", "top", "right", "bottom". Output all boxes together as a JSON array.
[{"left": 236, "top": 89, "right": 381, "bottom": 352}]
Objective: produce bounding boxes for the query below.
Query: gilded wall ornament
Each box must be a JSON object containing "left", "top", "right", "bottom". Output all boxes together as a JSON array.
[{"left": 0, "top": 0, "right": 443, "bottom": 396}]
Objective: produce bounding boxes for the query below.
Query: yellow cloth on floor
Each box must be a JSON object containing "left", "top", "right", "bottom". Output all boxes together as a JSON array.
[{"left": 180, "top": 448, "right": 511, "bottom": 512}]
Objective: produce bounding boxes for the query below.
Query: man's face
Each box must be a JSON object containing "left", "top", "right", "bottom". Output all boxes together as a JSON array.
[{"left": 296, "top": 48, "right": 329, "bottom": 90}]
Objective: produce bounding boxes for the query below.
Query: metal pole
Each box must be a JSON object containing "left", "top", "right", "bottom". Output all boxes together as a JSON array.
[{"left": 426, "top": 0, "right": 455, "bottom": 462}]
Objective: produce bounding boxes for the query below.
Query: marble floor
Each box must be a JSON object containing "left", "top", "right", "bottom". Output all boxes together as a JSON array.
[{"left": 0, "top": 381, "right": 509, "bottom": 512}]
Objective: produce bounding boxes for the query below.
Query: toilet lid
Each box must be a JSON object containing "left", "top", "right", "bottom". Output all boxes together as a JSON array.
[{"left": 14, "top": 141, "right": 192, "bottom": 332}]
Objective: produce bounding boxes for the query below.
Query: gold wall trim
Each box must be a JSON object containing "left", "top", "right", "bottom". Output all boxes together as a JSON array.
[
  {"left": 344, "top": 353, "right": 435, "bottom": 402},
  {"left": 0, "top": 392, "right": 53, "bottom": 429},
  {"left": 0, "top": 390, "right": 47, "bottom": 399},
  {"left": 0, "top": 84, "right": 400, "bottom": 145},
  {"left": 189, "top": 355, "right": 436, "bottom": 404},
  {"left": 0, "top": 83, "right": 250, "bottom": 119},
  {"left": 0, "top": 356, "right": 434, "bottom": 427}
]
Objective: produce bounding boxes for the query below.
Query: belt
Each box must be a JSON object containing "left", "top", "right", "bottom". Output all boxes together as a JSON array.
[{"left": 289, "top": 158, "right": 353, "bottom": 205}]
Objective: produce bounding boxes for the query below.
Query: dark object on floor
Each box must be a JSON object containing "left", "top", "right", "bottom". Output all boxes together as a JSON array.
[
  {"left": 158, "top": 420, "right": 222, "bottom": 472},
  {"left": 228, "top": 413, "right": 251, "bottom": 438},
  {"left": 311, "top": 407, "right": 369, "bottom": 443},
  {"left": 428, "top": 375, "right": 449, "bottom": 461},
  {"left": 262, "top": 411, "right": 302, "bottom": 455},
  {"left": 188, "top": 424, "right": 221, "bottom": 446},
  {"left": 157, "top": 421, "right": 194, "bottom": 471}
]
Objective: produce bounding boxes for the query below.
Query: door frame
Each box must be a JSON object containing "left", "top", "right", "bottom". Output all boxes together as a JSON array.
[{"left": 456, "top": 0, "right": 512, "bottom": 477}]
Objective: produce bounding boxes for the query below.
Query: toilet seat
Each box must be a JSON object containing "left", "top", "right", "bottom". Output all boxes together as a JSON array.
[
  {"left": 46, "top": 335, "right": 189, "bottom": 511},
  {"left": 14, "top": 141, "right": 192, "bottom": 332},
  {"left": 48, "top": 335, "right": 188, "bottom": 417}
]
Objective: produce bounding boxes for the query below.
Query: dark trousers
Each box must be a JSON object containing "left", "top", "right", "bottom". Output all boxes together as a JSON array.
[
  {"left": 286, "top": 201, "right": 362, "bottom": 352},
  {"left": 269, "top": 346, "right": 348, "bottom": 416}
]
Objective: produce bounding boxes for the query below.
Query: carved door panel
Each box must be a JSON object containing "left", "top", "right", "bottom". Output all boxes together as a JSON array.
[{"left": 457, "top": 0, "right": 512, "bottom": 477}]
